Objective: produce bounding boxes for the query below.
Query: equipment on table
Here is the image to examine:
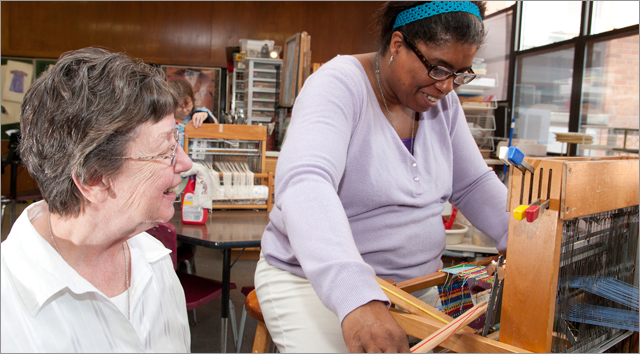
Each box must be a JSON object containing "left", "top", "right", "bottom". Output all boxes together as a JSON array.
[{"left": 183, "top": 124, "right": 274, "bottom": 211}]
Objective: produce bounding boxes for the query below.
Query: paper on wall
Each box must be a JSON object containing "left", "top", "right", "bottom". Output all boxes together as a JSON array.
[
  {"left": 2, "top": 60, "right": 33, "bottom": 103},
  {"left": 1, "top": 65, "right": 23, "bottom": 125}
]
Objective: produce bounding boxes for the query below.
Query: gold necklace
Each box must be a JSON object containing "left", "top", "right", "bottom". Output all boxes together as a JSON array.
[
  {"left": 375, "top": 52, "right": 415, "bottom": 155},
  {"left": 48, "top": 213, "right": 130, "bottom": 321}
]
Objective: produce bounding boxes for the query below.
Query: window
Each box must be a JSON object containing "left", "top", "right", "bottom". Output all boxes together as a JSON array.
[
  {"left": 509, "top": 1, "right": 638, "bottom": 156},
  {"left": 579, "top": 34, "right": 639, "bottom": 156},
  {"left": 475, "top": 8, "right": 512, "bottom": 101},
  {"left": 513, "top": 47, "right": 575, "bottom": 154},
  {"left": 591, "top": 1, "right": 640, "bottom": 35},
  {"left": 520, "top": 2, "right": 582, "bottom": 50}
]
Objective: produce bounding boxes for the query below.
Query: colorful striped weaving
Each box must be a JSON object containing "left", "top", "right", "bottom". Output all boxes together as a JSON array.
[{"left": 437, "top": 264, "right": 492, "bottom": 318}]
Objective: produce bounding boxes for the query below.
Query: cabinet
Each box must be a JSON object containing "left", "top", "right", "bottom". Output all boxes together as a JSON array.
[{"left": 243, "top": 57, "right": 282, "bottom": 125}]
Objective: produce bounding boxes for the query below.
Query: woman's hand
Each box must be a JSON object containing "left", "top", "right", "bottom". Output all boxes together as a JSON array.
[
  {"left": 191, "top": 112, "right": 209, "bottom": 128},
  {"left": 342, "top": 300, "right": 410, "bottom": 353}
]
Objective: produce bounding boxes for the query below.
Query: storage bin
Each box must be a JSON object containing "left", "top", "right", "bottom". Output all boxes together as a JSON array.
[
  {"left": 253, "top": 71, "right": 277, "bottom": 80},
  {"left": 254, "top": 62, "right": 279, "bottom": 71},
  {"left": 253, "top": 92, "right": 277, "bottom": 100},
  {"left": 253, "top": 81, "right": 276, "bottom": 89},
  {"left": 252, "top": 101, "right": 275, "bottom": 109}
]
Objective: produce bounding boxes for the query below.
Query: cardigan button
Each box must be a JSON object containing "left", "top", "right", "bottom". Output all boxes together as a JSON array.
[
  {"left": 414, "top": 176, "right": 420, "bottom": 182},
  {"left": 412, "top": 163, "right": 417, "bottom": 168}
]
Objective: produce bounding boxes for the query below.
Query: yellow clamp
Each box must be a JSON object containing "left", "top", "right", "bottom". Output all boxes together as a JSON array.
[{"left": 513, "top": 205, "right": 528, "bottom": 221}]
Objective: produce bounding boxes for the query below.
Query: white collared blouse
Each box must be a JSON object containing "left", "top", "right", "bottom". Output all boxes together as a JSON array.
[{"left": 1, "top": 201, "right": 191, "bottom": 352}]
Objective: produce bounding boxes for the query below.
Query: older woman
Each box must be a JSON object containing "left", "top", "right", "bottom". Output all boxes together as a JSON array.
[
  {"left": 255, "top": 1, "right": 510, "bottom": 352},
  {"left": 1, "top": 47, "right": 192, "bottom": 352}
]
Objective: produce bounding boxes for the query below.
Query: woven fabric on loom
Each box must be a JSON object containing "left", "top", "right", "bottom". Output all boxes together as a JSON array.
[
  {"left": 456, "top": 265, "right": 493, "bottom": 284},
  {"left": 437, "top": 264, "right": 492, "bottom": 318}
]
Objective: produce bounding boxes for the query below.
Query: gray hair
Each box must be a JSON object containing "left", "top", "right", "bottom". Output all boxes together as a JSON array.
[
  {"left": 375, "top": 1, "right": 487, "bottom": 53},
  {"left": 20, "top": 47, "right": 179, "bottom": 217}
]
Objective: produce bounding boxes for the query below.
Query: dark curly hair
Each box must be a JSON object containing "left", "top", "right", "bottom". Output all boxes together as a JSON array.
[{"left": 374, "top": 1, "right": 487, "bottom": 53}]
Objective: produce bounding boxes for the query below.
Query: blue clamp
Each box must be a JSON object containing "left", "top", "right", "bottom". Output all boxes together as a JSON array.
[{"left": 508, "top": 147, "right": 534, "bottom": 173}]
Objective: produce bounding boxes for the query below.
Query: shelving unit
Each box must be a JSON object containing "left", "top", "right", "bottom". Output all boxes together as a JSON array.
[
  {"left": 230, "top": 68, "right": 245, "bottom": 115},
  {"left": 243, "top": 57, "right": 282, "bottom": 125},
  {"left": 456, "top": 73, "right": 498, "bottom": 157}
]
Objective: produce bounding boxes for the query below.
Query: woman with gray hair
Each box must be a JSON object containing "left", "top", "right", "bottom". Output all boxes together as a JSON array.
[{"left": 1, "top": 47, "right": 192, "bottom": 352}]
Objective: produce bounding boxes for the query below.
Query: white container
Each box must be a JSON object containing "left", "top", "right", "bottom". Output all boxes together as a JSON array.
[
  {"left": 445, "top": 223, "right": 469, "bottom": 245},
  {"left": 240, "top": 39, "right": 275, "bottom": 58}
]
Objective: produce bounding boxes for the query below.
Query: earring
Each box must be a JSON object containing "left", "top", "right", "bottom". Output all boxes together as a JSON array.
[{"left": 388, "top": 54, "right": 394, "bottom": 66}]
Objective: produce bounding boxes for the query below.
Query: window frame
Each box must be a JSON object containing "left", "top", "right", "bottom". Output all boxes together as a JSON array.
[{"left": 502, "top": 1, "right": 639, "bottom": 156}]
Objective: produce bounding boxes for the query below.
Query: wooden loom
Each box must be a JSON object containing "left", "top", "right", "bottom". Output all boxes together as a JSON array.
[
  {"left": 499, "top": 155, "right": 639, "bottom": 353},
  {"left": 381, "top": 156, "right": 638, "bottom": 353},
  {"left": 184, "top": 124, "right": 274, "bottom": 211}
]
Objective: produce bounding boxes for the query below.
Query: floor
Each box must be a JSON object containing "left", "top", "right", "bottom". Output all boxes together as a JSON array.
[{"left": 1, "top": 201, "right": 262, "bottom": 353}]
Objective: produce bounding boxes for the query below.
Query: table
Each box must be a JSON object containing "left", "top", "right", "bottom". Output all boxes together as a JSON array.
[{"left": 169, "top": 206, "right": 268, "bottom": 352}]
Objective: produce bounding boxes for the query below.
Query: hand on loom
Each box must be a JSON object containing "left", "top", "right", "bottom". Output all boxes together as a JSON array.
[
  {"left": 342, "top": 300, "right": 410, "bottom": 353},
  {"left": 191, "top": 112, "right": 209, "bottom": 128}
]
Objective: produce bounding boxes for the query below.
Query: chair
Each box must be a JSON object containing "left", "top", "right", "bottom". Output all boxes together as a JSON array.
[
  {"left": 235, "top": 286, "right": 255, "bottom": 352},
  {"left": 243, "top": 288, "right": 272, "bottom": 353},
  {"left": 176, "top": 243, "right": 196, "bottom": 274},
  {"left": 146, "top": 223, "right": 238, "bottom": 329}
]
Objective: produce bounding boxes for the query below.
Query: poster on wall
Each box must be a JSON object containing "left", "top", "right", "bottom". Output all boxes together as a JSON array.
[
  {"left": 163, "top": 66, "right": 222, "bottom": 120},
  {"left": 1, "top": 65, "right": 25, "bottom": 128},
  {"left": 2, "top": 60, "right": 33, "bottom": 103}
]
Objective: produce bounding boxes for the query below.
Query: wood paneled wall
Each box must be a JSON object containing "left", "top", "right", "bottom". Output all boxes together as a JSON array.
[{"left": 2, "top": 1, "right": 382, "bottom": 67}]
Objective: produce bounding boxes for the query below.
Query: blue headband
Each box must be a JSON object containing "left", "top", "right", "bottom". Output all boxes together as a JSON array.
[{"left": 393, "top": 1, "right": 481, "bottom": 29}]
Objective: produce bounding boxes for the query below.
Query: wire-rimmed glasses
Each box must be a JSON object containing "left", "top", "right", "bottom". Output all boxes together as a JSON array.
[
  {"left": 399, "top": 31, "right": 477, "bottom": 85},
  {"left": 117, "top": 127, "right": 180, "bottom": 166}
]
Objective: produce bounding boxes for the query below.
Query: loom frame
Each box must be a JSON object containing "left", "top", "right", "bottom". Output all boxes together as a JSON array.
[
  {"left": 500, "top": 156, "right": 639, "bottom": 353},
  {"left": 184, "top": 124, "right": 274, "bottom": 211}
]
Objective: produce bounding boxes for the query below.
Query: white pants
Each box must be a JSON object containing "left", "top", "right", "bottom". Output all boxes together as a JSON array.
[{"left": 254, "top": 253, "right": 441, "bottom": 353}]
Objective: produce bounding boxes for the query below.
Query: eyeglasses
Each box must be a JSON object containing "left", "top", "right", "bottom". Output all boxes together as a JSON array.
[
  {"left": 399, "top": 32, "right": 477, "bottom": 85},
  {"left": 117, "top": 128, "right": 180, "bottom": 166},
  {"left": 179, "top": 98, "right": 194, "bottom": 113}
]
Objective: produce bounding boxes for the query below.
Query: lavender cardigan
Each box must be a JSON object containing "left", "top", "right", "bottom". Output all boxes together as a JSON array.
[{"left": 260, "top": 55, "right": 509, "bottom": 323}]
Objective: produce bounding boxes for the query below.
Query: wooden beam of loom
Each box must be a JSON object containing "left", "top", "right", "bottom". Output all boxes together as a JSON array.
[
  {"left": 411, "top": 301, "right": 488, "bottom": 353},
  {"left": 389, "top": 309, "right": 529, "bottom": 353},
  {"left": 378, "top": 277, "right": 528, "bottom": 352},
  {"left": 376, "top": 277, "right": 461, "bottom": 327},
  {"left": 500, "top": 156, "right": 639, "bottom": 353}
]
